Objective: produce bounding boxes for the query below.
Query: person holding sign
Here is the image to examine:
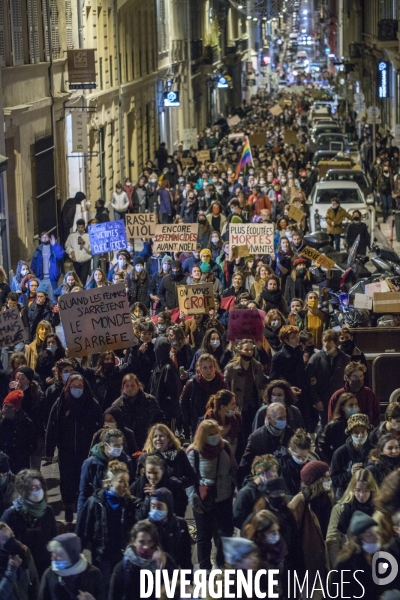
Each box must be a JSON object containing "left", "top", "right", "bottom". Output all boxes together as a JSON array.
[
  {"left": 65, "top": 219, "right": 92, "bottom": 287},
  {"left": 284, "top": 258, "right": 314, "bottom": 304}
]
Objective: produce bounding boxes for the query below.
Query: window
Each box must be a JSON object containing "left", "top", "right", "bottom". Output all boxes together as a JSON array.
[
  {"left": 65, "top": 0, "right": 73, "bottom": 49},
  {"left": 316, "top": 189, "right": 364, "bottom": 204},
  {"left": 99, "top": 127, "right": 106, "bottom": 199},
  {"left": 10, "top": 0, "right": 24, "bottom": 65},
  {"left": 157, "top": 0, "right": 168, "bottom": 54},
  {"left": 42, "top": 0, "right": 51, "bottom": 61},
  {"left": 109, "top": 54, "right": 113, "bottom": 87},
  {"left": 99, "top": 56, "right": 103, "bottom": 89},
  {"left": 49, "top": 0, "right": 60, "bottom": 58},
  {"left": 0, "top": 3, "right": 5, "bottom": 67},
  {"left": 27, "top": 0, "right": 40, "bottom": 63}
]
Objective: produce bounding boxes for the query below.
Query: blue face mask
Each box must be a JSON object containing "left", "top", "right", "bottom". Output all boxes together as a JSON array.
[
  {"left": 70, "top": 388, "right": 83, "bottom": 399},
  {"left": 274, "top": 420, "right": 287, "bottom": 430},
  {"left": 149, "top": 509, "right": 167, "bottom": 521},
  {"left": 51, "top": 560, "right": 71, "bottom": 571},
  {"left": 345, "top": 407, "right": 359, "bottom": 417},
  {"left": 207, "top": 434, "right": 220, "bottom": 446}
]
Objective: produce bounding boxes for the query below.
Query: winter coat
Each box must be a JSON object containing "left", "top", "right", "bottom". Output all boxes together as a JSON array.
[
  {"left": 158, "top": 272, "right": 186, "bottom": 310},
  {"left": 76, "top": 489, "right": 138, "bottom": 565},
  {"left": 158, "top": 189, "right": 173, "bottom": 214},
  {"left": 78, "top": 443, "right": 134, "bottom": 513},
  {"left": 328, "top": 383, "right": 380, "bottom": 427},
  {"left": 126, "top": 271, "right": 152, "bottom": 307},
  {"left": 332, "top": 552, "right": 381, "bottom": 600},
  {"left": 61, "top": 192, "right": 86, "bottom": 242},
  {"left": 132, "top": 186, "right": 149, "bottom": 211},
  {"left": 39, "top": 562, "right": 105, "bottom": 600},
  {"left": 256, "top": 288, "right": 288, "bottom": 315},
  {"left": 19, "top": 384, "right": 45, "bottom": 436},
  {"left": 180, "top": 199, "right": 198, "bottom": 223},
  {"left": 346, "top": 221, "right": 370, "bottom": 255},
  {"left": 316, "top": 417, "right": 348, "bottom": 463},
  {"left": 0, "top": 540, "right": 39, "bottom": 600},
  {"left": 325, "top": 206, "right": 352, "bottom": 235},
  {"left": 184, "top": 316, "right": 225, "bottom": 349},
  {"left": 284, "top": 273, "right": 313, "bottom": 303},
  {"left": 45, "top": 390, "right": 102, "bottom": 461},
  {"left": 148, "top": 338, "right": 182, "bottom": 421},
  {"left": 35, "top": 348, "right": 66, "bottom": 389},
  {"left": 130, "top": 472, "right": 188, "bottom": 518},
  {"left": 43, "top": 381, "right": 63, "bottom": 425},
  {"left": 109, "top": 552, "right": 176, "bottom": 600},
  {"left": 137, "top": 449, "right": 195, "bottom": 489},
  {"left": 369, "top": 420, "right": 400, "bottom": 446},
  {"left": 186, "top": 442, "right": 237, "bottom": 509},
  {"left": 288, "top": 492, "right": 328, "bottom": 582},
  {"left": 238, "top": 425, "right": 294, "bottom": 487},
  {"left": 252, "top": 403, "right": 305, "bottom": 433},
  {"left": 0, "top": 475, "right": 16, "bottom": 517},
  {"left": 224, "top": 358, "right": 267, "bottom": 412},
  {"left": 0, "top": 282, "right": 11, "bottom": 310},
  {"left": 269, "top": 344, "right": 310, "bottom": 408},
  {"left": 76, "top": 347, "right": 137, "bottom": 410},
  {"left": 180, "top": 373, "right": 227, "bottom": 434},
  {"left": 305, "top": 349, "right": 350, "bottom": 409},
  {"left": 276, "top": 452, "right": 310, "bottom": 498},
  {"left": 150, "top": 514, "right": 193, "bottom": 570},
  {"left": 26, "top": 299, "right": 60, "bottom": 343},
  {"left": 111, "top": 190, "right": 129, "bottom": 212},
  {"left": 366, "top": 454, "right": 400, "bottom": 486},
  {"left": 1, "top": 504, "right": 57, "bottom": 577},
  {"left": 30, "top": 242, "right": 65, "bottom": 289},
  {"left": 0, "top": 412, "right": 37, "bottom": 473},
  {"left": 233, "top": 479, "right": 263, "bottom": 529},
  {"left": 112, "top": 391, "right": 164, "bottom": 449},
  {"left": 128, "top": 342, "right": 156, "bottom": 391},
  {"left": 331, "top": 437, "right": 374, "bottom": 498}
]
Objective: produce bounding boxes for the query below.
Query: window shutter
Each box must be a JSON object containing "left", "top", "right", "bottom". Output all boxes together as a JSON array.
[
  {"left": 27, "top": 0, "right": 40, "bottom": 63},
  {"left": 0, "top": 4, "right": 5, "bottom": 67},
  {"left": 157, "top": 0, "right": 167, "bottom": 54},
  {"left": 49, "top": 0, "right": 60, "bottom": 58},
  {"left": 65, "top": 0, "right": 73, "bottom": 48},
  {"left": 42, "top": 0, "right": 50, "bottom": 61},
  {"left": 10, "top": 0, "right": 24, "bottom": 65}
]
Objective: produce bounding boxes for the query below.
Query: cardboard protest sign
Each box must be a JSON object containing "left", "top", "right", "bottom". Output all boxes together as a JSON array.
[
  {"left": 249, "top": 133, "right": 266, "bottom": 146},
  {"left": 227, "top": 309, "right": 264, "bottom": 342},
  {"left": 288, "top": 204, "right": 305, "bottom": 223},
  {"left": 300, "top": 246, "right": 336, "bottom": 270},
  {"left": 182, "top": 128, "right": 198, "bottom": 150},
  {"left": 197, "top": 150, "right": 211, "bottom": 162},
  {"left": 177, "top": 283, "right": 215, "bottom": 315},
  {"left": 59, "top": 283, "right": 135, "bottom": 357},
  {"left": 229, "top": 223, "right": 274, "bottom": 255},
  {"left": 125, "top": 213, "right": 157, "bottom": 239},
  {"left": 230, "top": 245, "right": 250, "bottom": 260},
  {"left": 365, "top": 280, "right": 390, "bottom": 297},
  {"left": 153, "top": 223, "right": 199, "bottom": 253},
  {"left": 373, "top": 292, "right": 400, "bottom": 313},
  {"left": 284, "top": 131, "right": 298, "bottom": 145},
  {"left": 88, "top": 220, "right": 127, "bottom": 255},
  {"left": 228, "top": 132, "right": 245, "bottom": 140},
  {"left": 269, "top": 104, "right": 283, "bottom": 116},
  {"left": 353, "top": 293, "right": 373, "bottom": 310},
  {"left": 0, "top": 307, "right": 27, "bottom": 349},
  {"left": 181, "top": 158, "right": 194, "bottom": 168},
  {"left": 228, "top": 115, "right": 241, "bottom": 127}
]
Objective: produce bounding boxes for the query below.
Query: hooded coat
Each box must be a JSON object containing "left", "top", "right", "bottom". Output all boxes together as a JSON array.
[
  {"left": 112, "top": 390, "right": 164, "bottom": 450},
  {"left": 30, "top": 242, "right": 65, "bottom": 289},
  {"left": 90, "top": 406, "right": 138, "bottom": 457},
  {"left": 26, "top": 299, "right": 60, "bottom": 343},
  {"left": 148, "top": 337, "right": 182, "bottom": 422}
]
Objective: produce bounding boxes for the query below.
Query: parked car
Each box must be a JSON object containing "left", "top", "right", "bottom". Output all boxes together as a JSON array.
[
  {"left": 316, "top": 133, "right": 349, "bottom": 152},
  {"left": 323, "top": 169, "right": 375, "bottom": 205},
  {"left": 307, "top": 181, "right": 374, "bottom": 233},
  {"left": 311, "top": 124, "right": 342, "bottom": 144}
]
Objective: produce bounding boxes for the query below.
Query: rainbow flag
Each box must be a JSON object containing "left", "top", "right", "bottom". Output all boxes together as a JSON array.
[{"left": 235, "top": 136, "right": 253, "bottom": 179}]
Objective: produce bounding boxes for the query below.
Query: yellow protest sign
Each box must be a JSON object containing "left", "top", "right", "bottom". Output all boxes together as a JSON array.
[
  {"left": 288, "top": 204, "right": 305, "bottom": 224},
  {"left": 300, "top": 246, "right": 336, "bottom": 270},
  {"left": 197, "top": 150, "right": 211, "bottom": 162},
  {"left": 177, "top": 283, "right": 215, "bottom": 315}
]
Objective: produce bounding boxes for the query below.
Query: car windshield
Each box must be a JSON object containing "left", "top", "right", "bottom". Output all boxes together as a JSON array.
[
  {"left": 326, "top": 172, "right": 368, "bottom": 189},
  {"left": 316, "top": 189, "right": 363, "bottom": 204},
  {"left": 318, "top": 134, "right": 346, "bottom": 144}
]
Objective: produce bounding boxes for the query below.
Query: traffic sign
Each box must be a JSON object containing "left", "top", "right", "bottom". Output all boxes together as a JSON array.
[
  {"left": 367, "top": 106, "right": 380, "bottom": 118},
  {"left": 367, "top": 116, "right": 381, "bottom": 125}
]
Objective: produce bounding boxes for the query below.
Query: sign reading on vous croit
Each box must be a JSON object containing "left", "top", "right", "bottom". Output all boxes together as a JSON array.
[{"left": 377, "top": 61, "right": 389, "bottom": 99}]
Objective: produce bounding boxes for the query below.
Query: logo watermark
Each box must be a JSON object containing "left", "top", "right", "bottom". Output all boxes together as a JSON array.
[{"left": 372, "top": 551, "right": 398, "bottom": 586}]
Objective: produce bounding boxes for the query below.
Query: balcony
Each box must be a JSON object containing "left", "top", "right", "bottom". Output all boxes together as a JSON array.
[
  {"left": 191, "top": 40, "right": 203, "bottom": 62},
  {"left": 171, "top": 40, "right": 187, "bottom": 64},
  {"left": 378, "top": 20, "right": 398, "bottom": 42}
]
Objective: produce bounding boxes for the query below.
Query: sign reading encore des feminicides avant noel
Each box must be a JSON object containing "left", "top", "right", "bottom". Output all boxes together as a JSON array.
[
  {"left": 59, "top": 283, "right": 135, "bottom": 357},
  {"left": 229, "top": 223, "right": 275, "bottom": 255},
  {"left": 152, "top": 224, "right": 199, "bottom": 253}
]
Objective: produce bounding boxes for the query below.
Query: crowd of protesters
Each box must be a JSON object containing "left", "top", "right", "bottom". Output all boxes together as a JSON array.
[{"left": 0, "top": 86, "right": 399, "bottom": 600}]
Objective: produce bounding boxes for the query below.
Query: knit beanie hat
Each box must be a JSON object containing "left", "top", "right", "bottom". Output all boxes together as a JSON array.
[
  {"left": 36, "top": 283, "right": 49, "bottom": 295},
  {"left": 300, "top": 460, "right": 329, "bottom": 486},
  {"left": 231, "top": 216, "right": 243, "bottom": 223},
  {"left": 171, "top": 261, "right": 181, "bottom": 270},
  {"left": 221, "top": 537, "right": 257, "bottom": 565},
  {"left": 200, "top": 262, "right": 211, "bottom": 273},
  {"left": 134, "top": 257, "right": 144, "bottom": 266},
  {"left": 345, "top": 413, "right": 371, "bottom": 435},
  {"left": 161, "top": 255, "right": 172, "bottom": 264},
  {"left": 348, "top": 511, "right": 377, "bottom": 536},
  {"left": 3, "top": 390, "right": 23, "bottom": 411},
  {"left": 199, "top": 248, "right": 211, "bottom": 262},
  {"left": 15, "top": 366, "right": 35, "bottom": 382},
  {"left": 293, "top": 258, "right": 307, "bottom": 268},
  {"left": 244, "top": 256, "right": 255, "bottom": 264},
  {"left": 54, "top": 533, "right": 81, "bottom": 565}
]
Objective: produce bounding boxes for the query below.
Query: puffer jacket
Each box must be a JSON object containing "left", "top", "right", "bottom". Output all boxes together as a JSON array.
[{"left": 186, "top": 442, "right": 237, "bottom": 509}]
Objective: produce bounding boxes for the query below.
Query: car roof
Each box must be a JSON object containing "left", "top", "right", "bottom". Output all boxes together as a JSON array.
[
  {"left": 314, "top": 181, "right": 361, "bottom": 190},
  {"left": 326, "top": 169, "right": 366, "bottom": 176}
]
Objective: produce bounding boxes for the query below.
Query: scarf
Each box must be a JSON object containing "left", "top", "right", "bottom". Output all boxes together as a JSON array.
[
  {"left": 123, "top": 546, "right": 158, "bottom": 573},
  {"left": 199, "top": 441, "right": 223, "bottom": 460},
  {"left": 260, "top": 538, "right": 288, "bottom": 567},
  {"left": 161, "top": 449, "right": 178, "bottom": 461},
  {"left": 13, "top": 495, "right": 47, "bottom": 520},
  {"left": 105, "top": 489, "right": 122, "bottom": 510},
  {"left": 261, "top": 288, "right": 282, "bottom": 307},
  {"left": 265, "top": 423, "right": 284, "bottom": 437},
  {"left": 52, "top": 554, "right": 88, "bottom": 576}
]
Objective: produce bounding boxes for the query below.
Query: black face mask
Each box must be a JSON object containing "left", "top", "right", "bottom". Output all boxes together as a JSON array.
[
  {"left": 240, "top": 354, "right": 253, "bottom": 362},
  {"left": 353, "top": 217, "right": 360, "bottom": 222},
  {"left": 42, "top": 240, "right": 50, "bottom": 245},
  {"left": 171, "top": 271, "right": 181, "bottom": 280},
  {"left": 340, "top": 340, "right": 355, "bottom": 354},
  {"left": 3, "top": 536, "right": 27, "bottom": 565}
]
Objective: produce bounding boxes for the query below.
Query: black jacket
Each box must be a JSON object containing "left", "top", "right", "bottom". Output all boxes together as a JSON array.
[
  {"left": 238, "top": 425, "right": 294, "bottom": 487},
  {"left": 1, "top": 504, "right": 57, "bottom": 577},
  {"left": 127, "top": 271, "right": 152, "bottom": 307},
  {"left": 150, "top": 515, "right": 193, "bottom": 570},
  {"left": 26, "top": 299, "right": 60, "bottom": 343},
  {"left": 137, "top": 449, "right": 195, "bottom": 489},
  {"left": 39, "top": 562, "right": 105, "bottom": 600},
  {"left": 158, "top": 273, "right": 186, "bottom": 310},
  {"left": 366, "top": 454, "right": 400, "bottom": 486},
  {"left": 130, "top": 472, "right": 188, "bottom": 518},
  {"left": 0, "top": 411, "right": 37, "bottom": 473},
  {"left": 316, "top": 417, "right": 348, "bottom": 463},
  {"left": 112, "top": 391, "right": 164, "bottom": 449},
  {"left": 305, "top": 349, "right": 350, "bottom": 409},
  {"left": 346, "top": 221, "right": 370, "bottom": 255},
  {"left": 331, "top": 437, "right": 374, "bottom": 498},
  {"left": 180, "top": 373, "right": 227, "bottom": 434},
  {"left": 128, "top": 342, "right": 156, "bottom": 391},
  {"left": 76, "top": 489, "right": 138, "bottom": 565},
  {"left": 0, "top": 474, "right": 16, "bottom": 517},
  {"left": 284, "top": 274, "right": 313, "bottom": 303},
  {"left": 332, "top": 552, "right": 381, "bottom": 600},
  {"left": 109, "top": 552, "right": 176, "bottom": 600},
  {"left": 336, "top": 496, "right": 375, "bottom": 535},
  {"left": 233, "top": 479, "right": 263, "bottom": 529},
  {"left": 276, "top": 452, "right": 305, "bottom": 497}
]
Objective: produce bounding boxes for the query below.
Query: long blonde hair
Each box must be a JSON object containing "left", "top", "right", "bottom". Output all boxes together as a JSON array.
[
  {"left": 192, "top": 419, "right": 219, "bottom": 452},
  {"left": 143, "top": 424, "right": 182, "bottom": 453}
]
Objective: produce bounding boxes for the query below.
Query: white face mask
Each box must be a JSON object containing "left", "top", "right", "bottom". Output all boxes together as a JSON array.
[
  {"left": 362, "top": 541, "right": 380, "bottom": 554},
  {"left": 105, "top": 443, "right": 123, "bottom": 458},
  {"left": 352, "top": 434, "right": 368, "bottom": 446},
  {"left": 271, "top": 395, "right": 285, "bottom": 404},
  {"left": 135, "top": 265, "right": 144, "bottom": 273},
  {"left": 292, "top": 454, "right": 308, "bottom": 465},
  {"left": 29, "top": 488, "right": 44, "bottom": 503},
  {"left": 207, "top": 434, "right": 220, "bottom": 446},
  {"left": 270, "top": 320, "right": 281, "bottom": 328},
  {"left": 210, "top": 340, "right": 220, "bottom": 348},
  {"left": 266, "top": 533, "right": 280, "bottom": 545},
  {"left": 323, "top": 480, "right": 332, "bottom": 490},
  {"left": 225, "top": 409, "right": 234, "bottom": 418}
]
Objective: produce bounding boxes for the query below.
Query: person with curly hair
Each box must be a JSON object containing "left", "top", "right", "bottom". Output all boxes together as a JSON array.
[{"left": 252, "top": 379, "right": 305, "bottom": 432}]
